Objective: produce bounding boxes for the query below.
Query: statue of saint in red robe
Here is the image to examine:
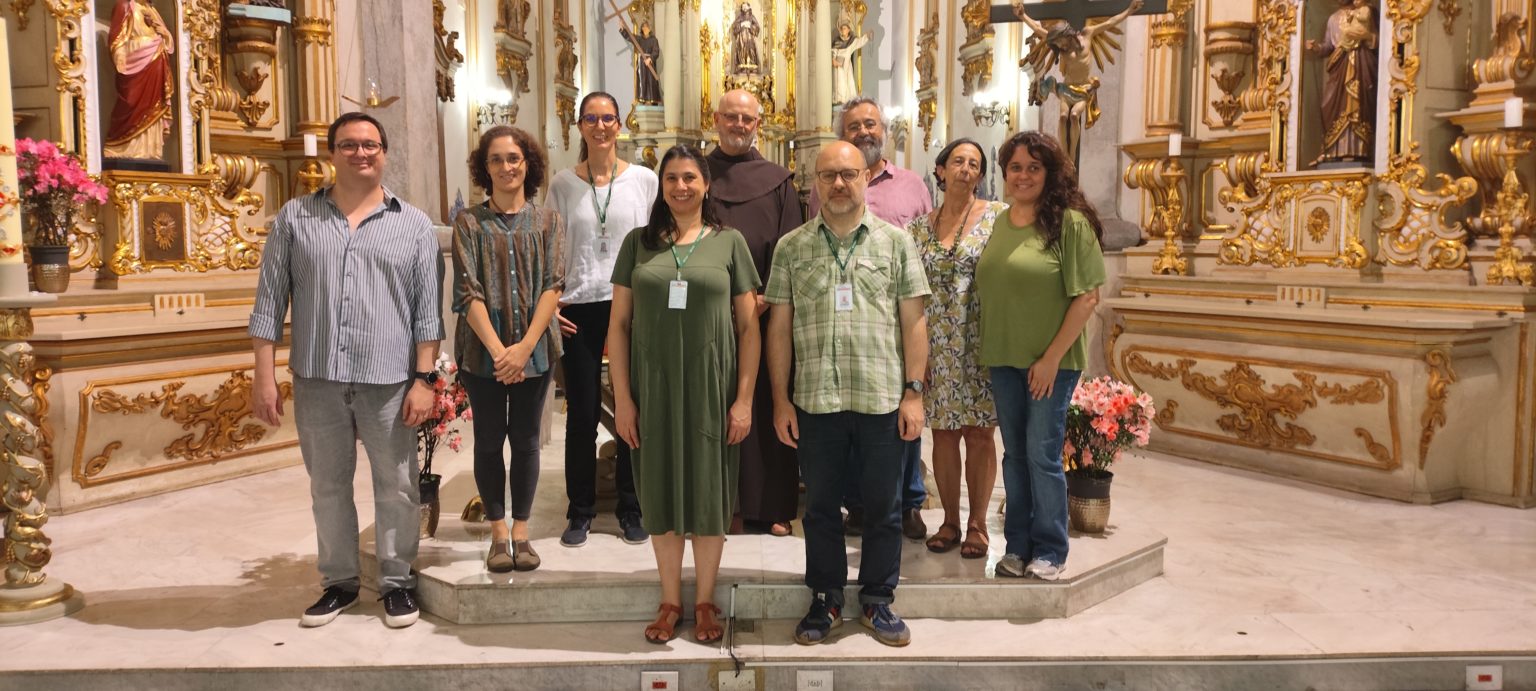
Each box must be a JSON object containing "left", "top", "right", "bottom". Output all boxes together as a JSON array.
[{"left": 103, "top": 0, "right": 175, "bottom": 161}]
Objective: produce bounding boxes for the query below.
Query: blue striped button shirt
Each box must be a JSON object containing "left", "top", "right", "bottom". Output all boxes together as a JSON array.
[{"left": 249, "top": 188, "right": 445, "bottom": 385}]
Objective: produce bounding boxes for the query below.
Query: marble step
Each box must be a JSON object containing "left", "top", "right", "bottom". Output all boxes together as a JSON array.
[{"left": 360, "top": 507, "right": 1165, "bottom": 625}]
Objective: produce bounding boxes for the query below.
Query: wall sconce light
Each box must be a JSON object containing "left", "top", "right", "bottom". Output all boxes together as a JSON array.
[{"left": 971, "top": 91, "right": 1009, "bottom": 128}]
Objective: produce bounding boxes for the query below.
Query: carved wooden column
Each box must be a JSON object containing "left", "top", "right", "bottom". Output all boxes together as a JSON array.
[
  {"left": 1143, "top": 0, "right": 1193, "bottom": 136},
  {"left": 0, "top": 300, "right": 83, "bottom": 626},
  {"left": 292, "top": 0, "right": 339, "bottom": 136}
]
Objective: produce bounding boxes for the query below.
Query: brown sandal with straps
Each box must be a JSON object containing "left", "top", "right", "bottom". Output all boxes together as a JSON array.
[
  {"left": 960, "top": 524, "right": 990, "bottom": 559},
  {"left": 694, "top": 602, "right": 724, "bottom": 643},
  {"left": 926, "top": 523, "right": 961, "bottom": 553},
  {"left": 644, "top": 603, "right": 683, "bottom": 644}
]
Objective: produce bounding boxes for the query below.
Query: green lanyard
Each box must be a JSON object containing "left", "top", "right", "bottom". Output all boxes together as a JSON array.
[
  {"left": 820, "top": 224, "right": 865, "bottom": 277},
  {"left": 670, "top": 226, "right": 711, "bottom": 280},
  {"left": 585, "top": 161, "right": 617, "bottom": 236}
]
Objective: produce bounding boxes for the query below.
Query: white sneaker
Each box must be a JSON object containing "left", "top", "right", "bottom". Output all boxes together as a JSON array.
[
  {"left": 995, "top": 553, "right": 1027, "bottom": 578},
  {"left": 1026, "top": 558, "right": 1063, "bottom": 581}
]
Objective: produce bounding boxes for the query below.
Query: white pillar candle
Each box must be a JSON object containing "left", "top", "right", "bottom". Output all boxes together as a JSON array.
[
  {"left": 303, "top": 133, "right": 318, "bottom": 157},
  {"left": 0, "top": 17, "right": 25, "bottom": 266},
  {"left": 1167, "top": 133, "right": 1183, "bottom": 158},
  {"left": 1505, "top": 97, "right": 1524, "bottom": 129}
]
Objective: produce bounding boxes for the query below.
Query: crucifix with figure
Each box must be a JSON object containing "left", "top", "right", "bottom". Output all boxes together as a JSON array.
[{"left": 994, "top": 0, "right": 1168, "bottom": 164}]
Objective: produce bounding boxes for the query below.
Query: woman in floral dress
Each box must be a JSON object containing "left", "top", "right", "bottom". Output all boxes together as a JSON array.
[{"left": 909, "top": 138, "right": 1004, "bottom": 559}]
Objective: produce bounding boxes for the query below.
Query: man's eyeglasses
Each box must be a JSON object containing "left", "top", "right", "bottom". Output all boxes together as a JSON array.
[
  {"left": 815, "top": 169, "right": 863, "bottom": 185},
  {"left": 336, "top": 140, "right": 383, "bottom": 154},
  {"left": 581, "top": 113, "right": 619, "bottom": 127}
]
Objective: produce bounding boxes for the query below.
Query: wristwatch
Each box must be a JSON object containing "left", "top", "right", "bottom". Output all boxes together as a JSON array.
[
  {"left": 413, "top": 370, "right": 440, "bottom": 386},
  {"left": 904, "top": 379, "right": 925, "bottom": 395}
]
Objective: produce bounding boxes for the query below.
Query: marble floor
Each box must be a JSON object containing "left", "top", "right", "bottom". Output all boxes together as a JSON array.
[{"left": 3, "top": 414, "right": 1536, "bottom": 681}]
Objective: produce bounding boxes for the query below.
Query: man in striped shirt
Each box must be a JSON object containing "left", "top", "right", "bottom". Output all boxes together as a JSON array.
[{"left": 249, "top": 112, "right": 444, "bottom": 630}]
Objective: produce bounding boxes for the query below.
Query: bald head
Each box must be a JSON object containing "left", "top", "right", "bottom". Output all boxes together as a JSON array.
[
  {"left": 814, "top": 141, "right": 869, "bottom": 218},
  {"left": 714, "top": 89, "right": 763, "bottom": 155}
]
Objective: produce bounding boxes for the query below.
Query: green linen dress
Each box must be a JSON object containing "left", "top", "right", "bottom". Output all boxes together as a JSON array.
[{"left": 611, "top": 226, "right": 762, "bottom": 536}]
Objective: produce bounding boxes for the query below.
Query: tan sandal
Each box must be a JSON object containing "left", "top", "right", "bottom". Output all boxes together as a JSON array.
[
  {"left": 960, "top": 524, "right": 990, "bottom": 560},
  {"left": 486, "top": 541, "right": 515, "bottom": 573},
  {"left": 512, "top": 540, "right": 540, "bottom": 571},
  {"left": 644, "top": 603, "right": 683, "bottom": 644},
  {"left": 694, "top": 602, "right": 724, "bottom": 643}
]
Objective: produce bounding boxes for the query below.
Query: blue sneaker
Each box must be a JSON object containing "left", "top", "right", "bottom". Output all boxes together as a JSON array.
[
  {"left": 793, "top": 592, "right": 842, "bottom": 645},
  {"left": 860, "top": 602, "right": 911, "bottom": 647}
]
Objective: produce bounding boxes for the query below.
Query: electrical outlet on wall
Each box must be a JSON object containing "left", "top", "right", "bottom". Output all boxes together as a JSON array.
[
  {"left": 797, "top": 670, "right": 834, "bottom": 691},
  {"left": 1467, "top": 665, "right": 1503, "bottom": 691},
  {"left": 640, "top": 670, "right": 679, "bottom": 691},
  {"left": 716, "top": 668, "right": 759, "bottom": 691}
]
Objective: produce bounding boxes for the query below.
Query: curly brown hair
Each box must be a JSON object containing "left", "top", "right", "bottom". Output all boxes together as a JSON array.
[
  {"left": 469, "top": 125, "right": 546, "bottom": 200},
  {"left": 997, "top": 131, "right": 1103, "bottom": 251}
]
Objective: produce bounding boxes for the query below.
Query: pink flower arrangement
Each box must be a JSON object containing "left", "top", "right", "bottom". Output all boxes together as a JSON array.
[
  {"left": 418, "top": 355, "right": 472, "bottom": 472},
  {"left": 1063, "top": 375, "right": 1156, "bottom": 478},
  {"left": 14, "top": 138, "right": 109, "bottom": 246}
]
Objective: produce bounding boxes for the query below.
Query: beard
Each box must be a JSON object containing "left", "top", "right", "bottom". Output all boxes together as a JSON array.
[
  {"left": 851, "top": 134, "right": 882, "bottom": 168},
  {"left": 719, "top": 130, "right": 754, "bottom": 152}
]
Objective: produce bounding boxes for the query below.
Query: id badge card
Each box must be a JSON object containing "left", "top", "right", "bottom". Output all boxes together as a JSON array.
[
  {"left": 598, "top": 238, "right": 611, "bottom": 255},
  {"left": 669, "top": 280, "right": 689, "bottom": 309},
  {"left": 834, "top": 283, "right": 854, "bottom": 312}
]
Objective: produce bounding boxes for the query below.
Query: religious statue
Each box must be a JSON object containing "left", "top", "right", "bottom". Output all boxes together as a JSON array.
[
  {"left": 1014, "top": 0, "right": 1141, "bottom": 164},
  {"left": 831, "top": 21, "right": 870, "bottom": 105},
  {"left": 496, "top": 0, "right": 530, "bottom": 38},
  {"left": 103, "top": 0, "right": 175, "bottom": 162},
  {"left": 240, "top": 0, "right": 288, "bottom": 7},
  {"left": 730, "top": 2, "right": 761, "bottom": 75},
  {"left": 1305, "top": 0, "right": 1377, "bottom": 167},
  {"left": 620, "top": 20, "right": 662, "bottom": 105}
]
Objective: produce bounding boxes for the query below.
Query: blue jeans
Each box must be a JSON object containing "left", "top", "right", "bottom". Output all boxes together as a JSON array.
[
  {"left": 798, "top": 407, "right": 906, "bottom": 605},
  {"left": 990, "top": 366, "right": 1080, "bottom": 567},
  {"left": 843, "top": 440, "right": 926, "bottom": 512}
]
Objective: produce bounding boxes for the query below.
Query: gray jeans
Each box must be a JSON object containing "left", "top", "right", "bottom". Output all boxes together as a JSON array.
[{"left": 293, "top": 377, "right": 419, "bottom": 592}]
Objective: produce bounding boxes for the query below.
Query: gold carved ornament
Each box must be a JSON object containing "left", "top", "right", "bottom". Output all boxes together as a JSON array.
[
  {"left": 1436, "top": 0, "right": 1459, "bottom": 35},
  {"left": 10, "top": 0, "right": 36, "bottom": 30},
  {"left": 1124, "top": 351, "right": 1394, "bottom": 465},
  {"left": 45, "top": 0, "right": 90, "bottom": 156},
  {"left": 1418, "top": 349, "right": 1455, "bottom": 469},
  {"left": 1221, "top": 174, "right": 1370, "bottom": 269},
  {"left": 106, "top": 176, "right": 265, "bottom": 276},
  {"left": 83, "top": 370, "right": 296, "bottom": 480},
  {"left": 0, "top": 328, "right": 55, "bottom": 586},
  {"left": 24, "top": 364, "right": 53, "bottom": 477},
  {"left": 1383, "top": 0, "right": 1433, "bottom": 157},
  {"left": 496, "top": 48, "right": 531, "bottom": 94},
  {"left": 960, "top": 0, "right": 992, "bottom": 45},
  {"left": 1373, "top": 148, "right": 1477, "bottom": 271},
  {"left": 1238, "top": 0, "right": 1296, "bottom": 164},
  {"left": 1470, "top": 13, "right": 1534, "bottom": 87},
  {"left": 915, "top": 12, "right": 940, "bottom": 150},
  {"left": 293, "top": 16, "right": 334, "bottom": 47},
  {"left": 1485, "top": 167, "right": 1535, "bottom": 287},
  {"left": 433, "top": 0, "right": 465, "bottom": 102},
  {"left": 1149, "top": 0, "right": 1194, "bottom": 49},
  {"left": 185, "top": 0, "right": 227, "bottom": 173},
  {"left": 1305, "top": 207, "right": 1331, "bottom": 243},
  {"left": 700, "top": 23, "right": 714, "bottom": 125}
]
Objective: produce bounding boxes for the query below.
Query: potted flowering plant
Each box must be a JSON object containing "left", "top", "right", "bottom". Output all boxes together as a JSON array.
[
  {"left": 417, "top": 354, "right": 471, "bottom": 538},
  {"left": 1061, "top": 376, "right": 1156, "bottom": 532},
  {"left": 14, "top": 138, "right": 108, "bottom": 293}
]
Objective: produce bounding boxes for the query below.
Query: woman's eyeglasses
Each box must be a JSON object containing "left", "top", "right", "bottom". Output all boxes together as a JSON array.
[{"left": 581, "top": 113, "right": 619, "bottom": 127}]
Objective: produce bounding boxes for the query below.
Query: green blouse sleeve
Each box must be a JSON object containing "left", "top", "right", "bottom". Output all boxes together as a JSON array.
[
  {"left": 728, "top": 229, "right": 763, "bottom": 296},
  {"left": 1060, "top": 210, "right": 1107, "bottom": 298}
]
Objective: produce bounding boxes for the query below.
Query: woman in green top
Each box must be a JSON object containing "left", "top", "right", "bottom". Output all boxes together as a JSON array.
[
  {"left": 608, "top": 145, "right": 762, "bottom": 644},
  {"left": 976, "top": 131, "right": 1107, "bottom": 582}
]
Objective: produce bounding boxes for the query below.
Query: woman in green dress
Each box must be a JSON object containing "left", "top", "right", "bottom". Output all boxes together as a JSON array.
[{"left": 608, "top": 145, "right": 762, "bottom": 644}]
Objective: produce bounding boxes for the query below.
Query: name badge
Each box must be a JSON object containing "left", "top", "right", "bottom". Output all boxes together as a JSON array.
[
  {"left": 834, "top": 283, "right": 854, "bottom": 312},
  {"left": 669, "top": 280, "right": 689, "bottom": 309},
  {"left": 598, "top": 239, "right": 611, "bottom": 254}
]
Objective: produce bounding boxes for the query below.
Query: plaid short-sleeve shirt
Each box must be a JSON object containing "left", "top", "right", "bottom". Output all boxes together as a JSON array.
[{"left": 765, "top": 211, "right": 931, "bottom": 415}]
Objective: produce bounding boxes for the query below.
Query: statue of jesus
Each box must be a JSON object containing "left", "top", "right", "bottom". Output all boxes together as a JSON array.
[{"left": 1014, "top": 0, "right": 1142, "bottom": 163}]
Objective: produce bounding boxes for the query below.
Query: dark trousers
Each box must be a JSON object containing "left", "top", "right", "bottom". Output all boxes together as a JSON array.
[
  {"left": 843, "top": 439, "right": 926, "bottom": 512},
  {"left": 799, "top": 407, "right": 905, "bottom": 606},
  {"left": 560, "top": 300, "right": 640, "bottom": 520},
  {"left": 461, "top": 370, "right": 550, "bottom": 523}
]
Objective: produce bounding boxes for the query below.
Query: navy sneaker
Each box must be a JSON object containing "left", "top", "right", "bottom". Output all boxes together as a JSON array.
[
  {"left": 860, "top": 602, "right": 911, "bottom": 647},
  {"left": 793, "top": 592, "right": 842, "bottom": 645},
  {"left": 560, "top": 517, "right": 591, "bottom": 548},
  {"left": 619, "top": 514, "right": 649, "bottom": 545},
  {"left": 380, "top": 588, "right": 419, "bottom": 628},
  {"left": 299, "top": 586, "right": 357, "bottom": 627}
]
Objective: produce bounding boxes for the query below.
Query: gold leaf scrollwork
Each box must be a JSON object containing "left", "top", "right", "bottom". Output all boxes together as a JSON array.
[
  {"left": 1419, "top": 349, "right": 1455, "bottom": 469},
  {"left": 104, "top": 174, "right": 265, "bottom": 276},
  {"left": 1436, "top": 0, "right": 1459, "bottom": 35},
  {"left": 1155, "top": 398, "right": 1179, "bottom": 426},
  {"left": 1222, "top": 173, "right": 1370, "bottom": 269},
  {"left": 1383, "top": 0, "right": 1432, "bottom": 156},
  {"left": 82, "top": 441, "right": 122, "bottom": 478},
  {"left": 90, "top": 371, "right": 295, "bottom": 465},
  {"left": 1306, "top": 207, "right": 1331, "bottom": 242},
  {"left": 1374, "top": 148, "right": 1477, "bottom": 270},
  {"left": 24, "top": 364, "right": 52, "bottom": 476},
  {"left": 1355, "top": 428, "right": 1392, "bottom": 466},
  {"left": 11, "top": 0, "right": 37, "bottom": 30},
  {"left": 1128, "top": 355, "right": 1386, "bottom": 452}
]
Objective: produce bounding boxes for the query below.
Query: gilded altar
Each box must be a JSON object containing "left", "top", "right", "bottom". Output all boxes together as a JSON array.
[{"left": 1112, "top": 0, "right": 1536, "bottom": 507}]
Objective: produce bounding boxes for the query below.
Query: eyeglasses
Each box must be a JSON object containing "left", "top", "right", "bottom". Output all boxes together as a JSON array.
[
  {"left": 581, "top": 113, "right": 619, "bottom": 127},
  {"left": 844, "top": 119, "right": 881, "bottom": 134},
  {"left": 718, "top": 112, "right": 759, "bottom": 126},
  {"left": 815, "top": 169, "right": 863, "bottom": 184},
  {"left": 488, "top": 155, "right": 525, "bottom": 168},
  {"left": 336, "top": 140, "right": 383, "bottom": 154}
]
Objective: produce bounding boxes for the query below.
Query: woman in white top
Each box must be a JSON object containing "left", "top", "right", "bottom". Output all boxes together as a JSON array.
[{"left": 547, "top": 91, "right": 659, "bottom": 548}]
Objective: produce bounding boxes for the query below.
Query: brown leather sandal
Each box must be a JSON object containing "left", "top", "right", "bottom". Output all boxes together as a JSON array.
[
  {"left": 511, "top": 540, "right": 540, "bottom": 571},
  {"left": 694, "top": 602, "right": 724, "bottom": 643},
  {"left": 925, "top": 523, "right": 961, "bottom": 553},
  {"left": 960, "top": 525, "right": 990, "bottom": 559},
  {"left": 644, "top": 603, "right": 683, "bottom": 644}
]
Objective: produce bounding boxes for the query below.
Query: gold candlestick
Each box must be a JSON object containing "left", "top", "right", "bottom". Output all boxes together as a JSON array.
[
  {"left": 1486, "top": 131, "right": 1533, "bottom": 286},
  {"left": 1151, "top": 158, "right": 1190, "bottom": 276}
]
